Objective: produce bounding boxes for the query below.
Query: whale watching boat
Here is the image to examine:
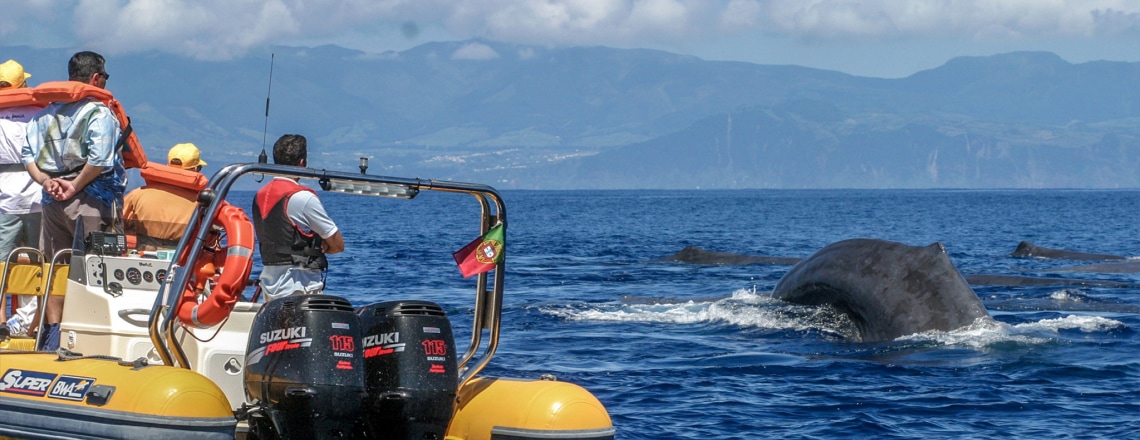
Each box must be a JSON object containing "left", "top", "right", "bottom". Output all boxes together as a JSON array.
[{"left": 0, "top": 83, "right": 613, "bottom": 439}]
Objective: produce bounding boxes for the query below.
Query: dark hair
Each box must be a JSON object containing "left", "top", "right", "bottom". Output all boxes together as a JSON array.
[
  {"left": 68, "top": 51, "right": 106, "bottom": 82},
  {"left": 273, "top": 134, "right": 307, "bottom": 166}
]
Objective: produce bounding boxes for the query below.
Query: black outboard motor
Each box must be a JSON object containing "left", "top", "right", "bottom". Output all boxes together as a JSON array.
[
  {"left": 357, "top": 300, "right": 459, "bottom": 440},
  {"left": 243, "top": 294, "right": 366, "bottom": 439}
]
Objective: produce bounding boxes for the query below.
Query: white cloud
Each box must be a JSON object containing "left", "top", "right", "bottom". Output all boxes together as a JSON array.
[
  {"left": 451, "top": 42, "right": 500, "bottom": 60},
  {"left": 721, "top": 0, "right": 764, "bottom": 28},
  {"left": 72, "top": 0, "right": 301, "bottom": 60},
  {"left": 755, "top": 0, "right": 1140, "bottom": 41},
  {"left": 1, "top": 0, "right": 1137, "bottom": 60}
]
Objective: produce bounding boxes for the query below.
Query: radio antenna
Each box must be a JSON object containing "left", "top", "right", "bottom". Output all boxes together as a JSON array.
[{"left": 258, "top": 53, "right": 275, "bottom": 165}]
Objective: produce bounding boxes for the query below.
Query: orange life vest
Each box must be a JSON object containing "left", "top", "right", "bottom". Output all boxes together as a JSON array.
[
  {"left": 138, "top": 161, "right": 209, "bottom": 191},
  {"left": 0, "top": 81, "right": 148, "bottom": 168}
]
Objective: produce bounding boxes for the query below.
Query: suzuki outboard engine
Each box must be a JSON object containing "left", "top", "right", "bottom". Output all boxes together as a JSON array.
[
  {"left": 357, "top": 300, "right": 458, "bottom": 440},
  {"left": 244, "top": 294, "right": 366, "bottom": 439}
]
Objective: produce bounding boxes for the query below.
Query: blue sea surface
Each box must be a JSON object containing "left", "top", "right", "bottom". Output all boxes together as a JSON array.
[{"left": 237, "top": 188, "right": 1140, "bottom": 439}]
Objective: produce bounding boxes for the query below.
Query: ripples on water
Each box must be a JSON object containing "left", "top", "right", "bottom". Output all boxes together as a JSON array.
[{"left": 231, "top": 188, "right": 1138, "bottom": 439}]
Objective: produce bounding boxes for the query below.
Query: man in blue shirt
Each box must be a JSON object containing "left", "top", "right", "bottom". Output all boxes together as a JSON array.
[{"left": 21, "top": 51, "right": 124, "bottom": 350}]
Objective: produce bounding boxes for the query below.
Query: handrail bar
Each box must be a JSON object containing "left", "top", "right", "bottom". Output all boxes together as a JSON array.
[{"left": 149, "top": 162, "right": 507, "bottom": 378}]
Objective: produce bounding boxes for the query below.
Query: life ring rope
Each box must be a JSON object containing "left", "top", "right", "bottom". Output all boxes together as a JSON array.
[{"left": 175, "top": 202, "right": 255, "bottom": 329}]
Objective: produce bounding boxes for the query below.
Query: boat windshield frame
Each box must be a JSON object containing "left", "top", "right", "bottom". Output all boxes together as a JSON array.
[{"left": 147, "top": 162, "right": 507, "bottom": 387}]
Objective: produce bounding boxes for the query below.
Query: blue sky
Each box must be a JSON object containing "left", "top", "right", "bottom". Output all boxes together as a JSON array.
[{"left": 3, "top": 0, "right": 1139, "bottom": 78}]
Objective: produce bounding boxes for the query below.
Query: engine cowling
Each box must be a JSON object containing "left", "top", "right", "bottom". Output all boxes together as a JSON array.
[
  {"left": 357, "top": 300, "right": 459, "bottom": 440},
  {"left": 243, "top": 294, "right": 365, "bottom": 439}
]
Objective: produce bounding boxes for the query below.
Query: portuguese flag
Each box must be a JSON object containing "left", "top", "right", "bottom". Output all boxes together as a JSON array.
[{"left": 453, "top": 224, "right": 505, "bottom": 278}]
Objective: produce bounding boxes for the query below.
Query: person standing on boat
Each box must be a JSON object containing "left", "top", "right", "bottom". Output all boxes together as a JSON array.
[
  {"left": 252, "top": 134, "right": 344, "bottom": 301},
  {"left": 0, "top": 59, "right": 42, "bottom": 337},
  {"left": 21, "top": 51, "right": 124, "bottom": 350},
  {"left": 123, "top": 143, "right": 207, "bottom": 250}
]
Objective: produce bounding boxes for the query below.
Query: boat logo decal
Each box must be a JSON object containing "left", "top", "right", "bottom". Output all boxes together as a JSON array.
[
  {"left": 363, "top": 332, "right": 399, "bottom": 346},
  {"left": 331, "top": 322, "right": 350, "bottom": 329},
  {"left": 335, "top": 360, "right": 353, "bottom": 370},
  {"left": 363, "top": 332, "right": 405, "bottom": 358},
  {"left": 330, "top": 335, "right": 355, "bottom": 358},
  {"left": 48, "top": 375, "right": 96, "bottom": 401},
  {"left": 246, "top": 334, "right": 314, "bottom": 365},
  {"left": 0, "top": 369, "right": 57, "bottom": 397},
  {"left": 422, "top": 339, "right": 448, "bottom": 356},
  {"left": 429, "top": 364, "right": 446, "bottom": 373},
  {"left": 422, "top": 326, "right": 440, "bottom": 333},
  {"left": 264, "top": 338, "right": 313, "bottom": 355},
  {"left": 363, "top": 343, "right": 405, "bottom": 358},
  {"left": 259, "top": 326, "right": 307, "bottom": 344}
]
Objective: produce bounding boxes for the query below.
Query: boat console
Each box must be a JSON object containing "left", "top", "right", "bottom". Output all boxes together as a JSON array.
[{"left": 59, "top": 245, "right": 261, "bottom": 411}]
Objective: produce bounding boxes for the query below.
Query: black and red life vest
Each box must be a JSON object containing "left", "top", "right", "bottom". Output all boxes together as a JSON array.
[{"left": 252, "top": 179, "right": 328, "bottom": 270}]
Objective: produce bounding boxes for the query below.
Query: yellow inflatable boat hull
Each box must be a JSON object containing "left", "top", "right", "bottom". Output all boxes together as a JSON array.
[
  {"left": 0, "top": 352, "right": 236, "bottom": 439},
  {"left": 447, "top": 377, "right": 614, "bottom": 440}
]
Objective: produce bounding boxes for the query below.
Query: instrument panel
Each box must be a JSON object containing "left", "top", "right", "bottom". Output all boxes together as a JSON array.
[{"left": 84, "top": 255, "right": 168, "bottom": 292}]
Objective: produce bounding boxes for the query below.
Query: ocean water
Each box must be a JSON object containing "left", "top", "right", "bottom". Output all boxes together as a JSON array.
[{"left": 236, "top": 188, "right": 1140, "bottom": 439}]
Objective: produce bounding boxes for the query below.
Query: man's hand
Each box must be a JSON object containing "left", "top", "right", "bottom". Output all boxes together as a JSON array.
[
  {"left": 42, "top": 178, "right": 59, "bottom": 195},
  {"left": 50, "top": 178, "right": 79, "bottom": 200},
  {"left": 322, "top": 231, "right": 345, "bottom": 254},
  {"left": 46, "top": 163, "right": 105, "bottom": 201}
]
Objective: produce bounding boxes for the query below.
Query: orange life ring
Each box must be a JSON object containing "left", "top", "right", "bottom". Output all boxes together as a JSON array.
[{"left": 176, "top": 202, "right": 255, "bottom": 328}]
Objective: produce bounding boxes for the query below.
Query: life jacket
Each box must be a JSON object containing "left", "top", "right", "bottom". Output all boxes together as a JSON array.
[
  {"left": 0, "top": 87, "right": 41, "bottom": 111},
  {"left": 138, "top": 161, "right": 208, "bottom": 192},
  {"left": 252, "top": 179, "right": 328, "bottom": 270},
  {"left": 0, "top": 87, "right": 44, "bottom": 123},
  {"left": 124, "top": 161, "right": 208, "bottom": 247},
  {"left": 0, "top": 81, "right": 148, "bottom": 169}
]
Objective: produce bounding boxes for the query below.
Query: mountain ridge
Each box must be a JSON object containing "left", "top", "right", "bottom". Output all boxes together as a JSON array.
[{"left": 2, "top": 42, "right": 1137, "bottom": 189}]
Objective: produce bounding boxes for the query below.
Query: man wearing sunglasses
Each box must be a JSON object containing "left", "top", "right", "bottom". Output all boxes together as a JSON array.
[{"left": 21, "top": 51, "right": 124, "bottom": 350}]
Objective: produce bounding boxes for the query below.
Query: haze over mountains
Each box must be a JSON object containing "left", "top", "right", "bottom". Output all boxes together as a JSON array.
[{"left": 4, "top": 41, "right": 1139, "bottom": 189}]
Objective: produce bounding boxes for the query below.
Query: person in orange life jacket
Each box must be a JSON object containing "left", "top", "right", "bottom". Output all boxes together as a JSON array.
[
  {"left": 0, "top": 60, "right": 41, "bottom": 262},
  {"left": 22, "top": 51, "right": 124, "bottom": 351},
  {"left": 0, "top": 59, "right": 42, "bottom": 338},
  {"left": 252, "top": 134, "right": 344, "bottom": 301},
  {"left": 123, "top": 143, "right": 207, "bottom": 250}
]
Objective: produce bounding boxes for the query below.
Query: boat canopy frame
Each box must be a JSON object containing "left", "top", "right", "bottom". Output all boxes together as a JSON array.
[{"left": 148, "top": 162, "right": 508, "bottom": 388}]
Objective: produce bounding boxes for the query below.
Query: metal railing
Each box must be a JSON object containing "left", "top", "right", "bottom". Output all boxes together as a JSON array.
[{"left": 148, "top": 162, "right": 508, "bottom": 389}]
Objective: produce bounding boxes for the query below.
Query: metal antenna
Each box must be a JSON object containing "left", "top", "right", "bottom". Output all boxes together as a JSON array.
[{"left": 258, "top": 53, "right": 275, "bottom": 165}]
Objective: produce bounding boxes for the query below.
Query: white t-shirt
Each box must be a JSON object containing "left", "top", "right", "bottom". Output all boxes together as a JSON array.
[
  {"left": 0, "top": 105, "right": 40, "bottom": 123},
  {"left": 0, "top": 104, "right": 38, "bottom": 163},
  {"left": 282, "top": 188, "right": 340, "bottom": 239},
  {"left": 258, "top": 178, "right": 340, "bottom": 301},
  {"left": 0, "top": 117, "right": 41, "bottom": 214}
]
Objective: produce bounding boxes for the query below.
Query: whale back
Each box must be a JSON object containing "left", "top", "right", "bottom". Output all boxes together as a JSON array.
[
  {"left": 1010, "top": 241, "right": 1125, "bottom": 261},
  {"left": 773, "top": 238, "right": 990, "bottom": 342}
]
